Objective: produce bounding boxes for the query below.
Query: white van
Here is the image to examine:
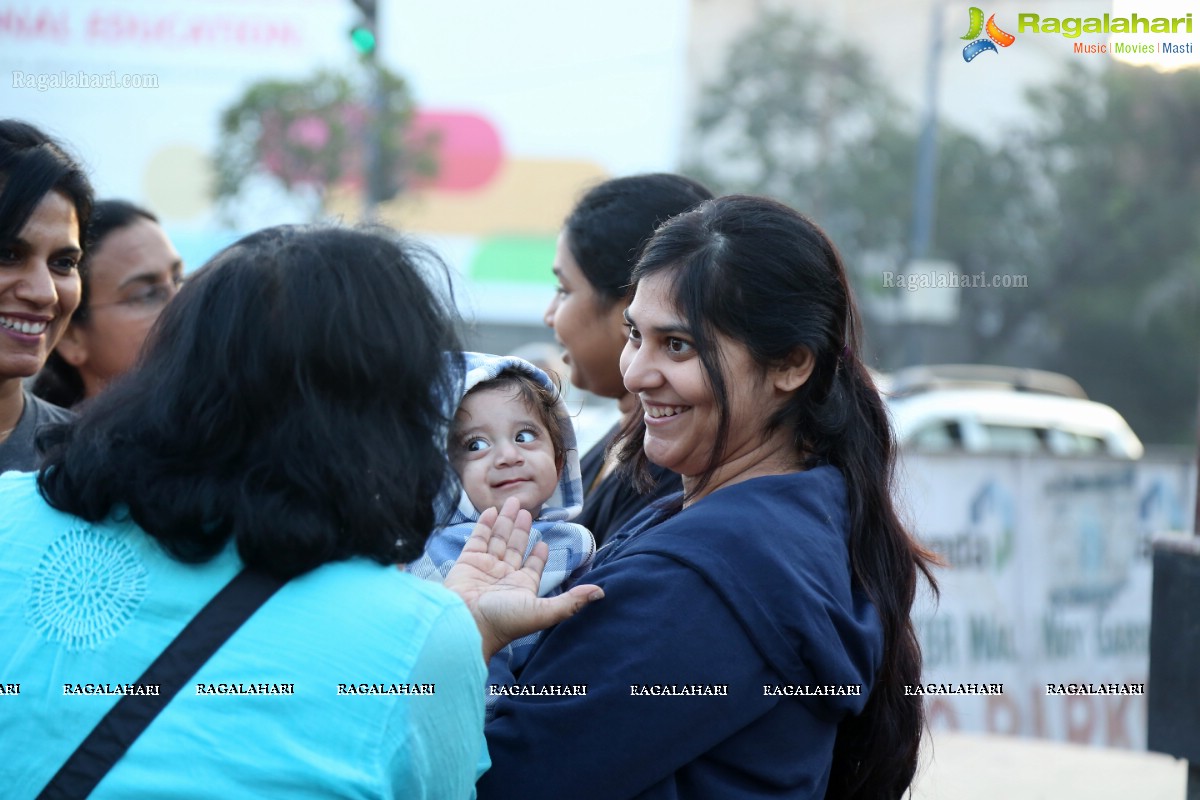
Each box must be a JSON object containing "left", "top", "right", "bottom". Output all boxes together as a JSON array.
[{"left": 880, "top": 365, "right": 1144, "bottom": 459}]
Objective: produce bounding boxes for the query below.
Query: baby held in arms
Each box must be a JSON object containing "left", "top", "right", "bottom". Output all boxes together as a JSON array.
[{"left": 408, "top": 353, "right": 595, "bottom": 677}]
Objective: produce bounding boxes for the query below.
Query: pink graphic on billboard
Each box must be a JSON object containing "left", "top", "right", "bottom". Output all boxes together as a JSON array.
[{"left": 409, "top": 111, "right": 504, "bottom": 192}]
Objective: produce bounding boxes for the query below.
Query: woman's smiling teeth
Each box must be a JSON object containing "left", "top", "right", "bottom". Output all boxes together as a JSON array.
[
  {"left": 645, "top": 404, "right": 688, "bottom": 419},
  {"left": 0, "top": 316, "right": 49, "bottom": 335}
]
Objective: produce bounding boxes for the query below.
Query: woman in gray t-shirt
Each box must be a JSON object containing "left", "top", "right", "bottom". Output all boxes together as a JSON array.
[{"left": 0, "top": 120, "right": 93, "bottom": 472}]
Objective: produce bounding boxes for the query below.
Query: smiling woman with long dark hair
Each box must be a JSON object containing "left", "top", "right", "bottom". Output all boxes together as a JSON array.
[{"left": 454, "top": 195, "right": 938, "bottom": 800}]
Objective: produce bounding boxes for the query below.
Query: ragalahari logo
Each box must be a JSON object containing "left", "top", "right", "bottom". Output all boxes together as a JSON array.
[{"left": 962, "top": 7, "right": 1016, "bottom": 61}]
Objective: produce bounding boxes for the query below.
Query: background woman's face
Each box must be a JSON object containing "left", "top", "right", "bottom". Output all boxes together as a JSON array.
[
  {"left": 543, "top": 231, "right": 628, "bottom": 398},
  {"left": 58, "top": 217, "right": 182, "bottom": 398},
  {"left": 0, "top": 190, "right": 82, "bottom": 382}
]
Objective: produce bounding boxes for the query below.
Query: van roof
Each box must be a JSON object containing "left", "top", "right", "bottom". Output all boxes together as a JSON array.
[
  {"left": 886, "top": 364, "right": 1087, "bottom": 399},
  {"left": 886, "top": 390, "right": 1144, "bottom": 458}
]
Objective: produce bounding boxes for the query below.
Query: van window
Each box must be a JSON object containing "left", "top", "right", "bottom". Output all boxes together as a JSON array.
[
  {"left": 911, "top": 421, "right": 962, "bottom": 452},
  {"left": 982, "top": 424, "right": 1044, "bottom": 454},
  {"left": 1047, "top": 429, "right": 1108, "bottom": 456}
]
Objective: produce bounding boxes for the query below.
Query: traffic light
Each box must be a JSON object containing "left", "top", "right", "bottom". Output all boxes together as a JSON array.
[{"left": 349, "top": 0, "right": 377, "bottom": 58}]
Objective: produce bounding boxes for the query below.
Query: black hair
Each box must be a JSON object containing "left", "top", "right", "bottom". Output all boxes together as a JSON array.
[
  {"left": 456, "top": 369, "right": 567, "bottom": 473},
  {"left": 617, "top": 195, "right": 938, "bottom": 798},
  {"left": 38, "top": 224, "right": 464, "bottom": 580},
  {"left": 0, "top": 119, "right": 93, "bottom": 247},
  {"left": 31, "top": 199, "right": 160, "bottom": 408},
  {"left": 564, "top": 173, "right": 713, "bottom": 308}
]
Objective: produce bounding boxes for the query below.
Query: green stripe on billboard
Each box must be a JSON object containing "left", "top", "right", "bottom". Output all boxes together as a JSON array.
[{"left": 469, "top": 236, "right": 557, "bottom": 285}]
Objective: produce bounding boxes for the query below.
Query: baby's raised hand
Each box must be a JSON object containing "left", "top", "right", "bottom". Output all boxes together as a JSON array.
[{"left": 445, "top": 497, "right": 603, "bottom": 659}]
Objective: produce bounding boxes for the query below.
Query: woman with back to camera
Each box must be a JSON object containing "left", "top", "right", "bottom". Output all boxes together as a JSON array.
[
  {"left": 0, "top": 119, "right": 92, "bottom": 472},
  {"left": 454, "top": 195, "right": 938, "bottom": 799},
  {"left": 33, "top": 199, "right": 183, "bottom": 408},
  {"left": 544, "top": 173, "right": 713, "bottom": 545},
  {"left": 0, "top": 223, "right": 596, "bottom": 798}
]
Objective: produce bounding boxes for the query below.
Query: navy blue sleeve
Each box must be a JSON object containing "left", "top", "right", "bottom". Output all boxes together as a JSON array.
[{"left": 478, "top": 553, "right": 836, "bottom": 799}]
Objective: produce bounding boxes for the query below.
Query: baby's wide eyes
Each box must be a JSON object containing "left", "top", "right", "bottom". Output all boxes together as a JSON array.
[
  {"left": 515, "top": 429, "right": 538, "bottom": 444},
  {"left": 464, "top": 437, "right": 491, "bottom": 452}
]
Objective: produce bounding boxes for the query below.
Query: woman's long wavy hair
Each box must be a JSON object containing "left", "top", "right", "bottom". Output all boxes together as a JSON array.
[
  {"left": 38, "top": 225, "right": 464, "bottom": 579},
  {"left": 617, "top": 195, "right": 938, "bottom": 798}
]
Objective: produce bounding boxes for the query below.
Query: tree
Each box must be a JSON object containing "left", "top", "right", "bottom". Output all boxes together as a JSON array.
[
  {"left": 686, "top": 12, "right": 1199, "bottom": 443},
  {"left": 684, "top": 11, "right": 1045, "bottom": 371},
  {"left": 1016, "top": 62, "right": 1200, "bottom": 444},
  {"left": 685, "top": 10, "right": 909, "bottom": 256},
  {"left": 214, "top": 67, "right": 435, "bottom": 222}
]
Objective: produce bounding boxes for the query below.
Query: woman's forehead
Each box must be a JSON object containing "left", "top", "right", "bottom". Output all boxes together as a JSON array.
[{"left": 628, "top": 273, "right": 688, "bottom": 326}]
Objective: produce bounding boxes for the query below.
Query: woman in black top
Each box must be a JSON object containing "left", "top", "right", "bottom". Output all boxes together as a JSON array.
[{"left": 543, "top": 174, "right": 712, "bottom": 544}]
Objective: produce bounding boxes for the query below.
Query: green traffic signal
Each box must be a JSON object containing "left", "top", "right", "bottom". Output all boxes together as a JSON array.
[{"left": 350, "top": 25, "right": 376, "bottom": 55}]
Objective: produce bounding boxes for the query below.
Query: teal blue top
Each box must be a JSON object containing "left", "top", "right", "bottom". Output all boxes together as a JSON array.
[{"left": 0, "top": 471, "right": 488, "bottom": 799}]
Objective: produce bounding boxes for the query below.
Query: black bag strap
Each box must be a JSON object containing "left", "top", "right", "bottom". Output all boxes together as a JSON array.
[{"left": 37, "top": 569, "right": 286, "bottom": 799}]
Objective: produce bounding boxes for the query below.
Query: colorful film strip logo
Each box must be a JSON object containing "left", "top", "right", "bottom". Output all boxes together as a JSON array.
[{"left": 962, "top": 7, "right": 1016, "bottom": 61}]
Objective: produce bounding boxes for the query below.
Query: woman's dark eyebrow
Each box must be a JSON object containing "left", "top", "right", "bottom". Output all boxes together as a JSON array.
[
  {"left": 623, "top": 307, "right": 691, "bottom": 337},
  {"left": 51, "top": 244, "right": 84, "bottom": 260},
  {"left": 3, "top": 238, "right": 82, "bottom": 259},
  {"left": 116, "top": 272, "right": 163, "bottom": 290},
  {"left": 116, "top": 258, "right": 186, "bottom": 291}
]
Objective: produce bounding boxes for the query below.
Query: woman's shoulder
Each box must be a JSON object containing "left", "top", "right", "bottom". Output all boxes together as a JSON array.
[
  {"left": 704, "top": 465, "right": 846, "bottom": 520},
  {"left": 593, "top": 467, "right": 857, "bottom": 617},
  {"left": 297, "top": 559, "right": 474, "bottom": 625},
  {"left": 0, "top": 469, "right": 39, "bottom": 495},
  {"left": 626, "top": 466, "right": 849, "bottom": 558},
  {"left": 23, "top": 387, "right": 74, "bottom": 427},
  {"left": 246, "top": 561, "right": 483, "bottom": 688},
  {"left": 584, "top": 465, "right": 881, "bottom": 698},
  {"left": 0, "top": 471, "right": 72, "bottom": 546},
  {"left": 595, "top": 467, "right": 864, "bottom": 633}
]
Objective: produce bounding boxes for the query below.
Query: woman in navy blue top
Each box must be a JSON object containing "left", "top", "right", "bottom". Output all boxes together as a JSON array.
[{"left": 454, "top": 195, "right": 938, "bottom": 799}]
